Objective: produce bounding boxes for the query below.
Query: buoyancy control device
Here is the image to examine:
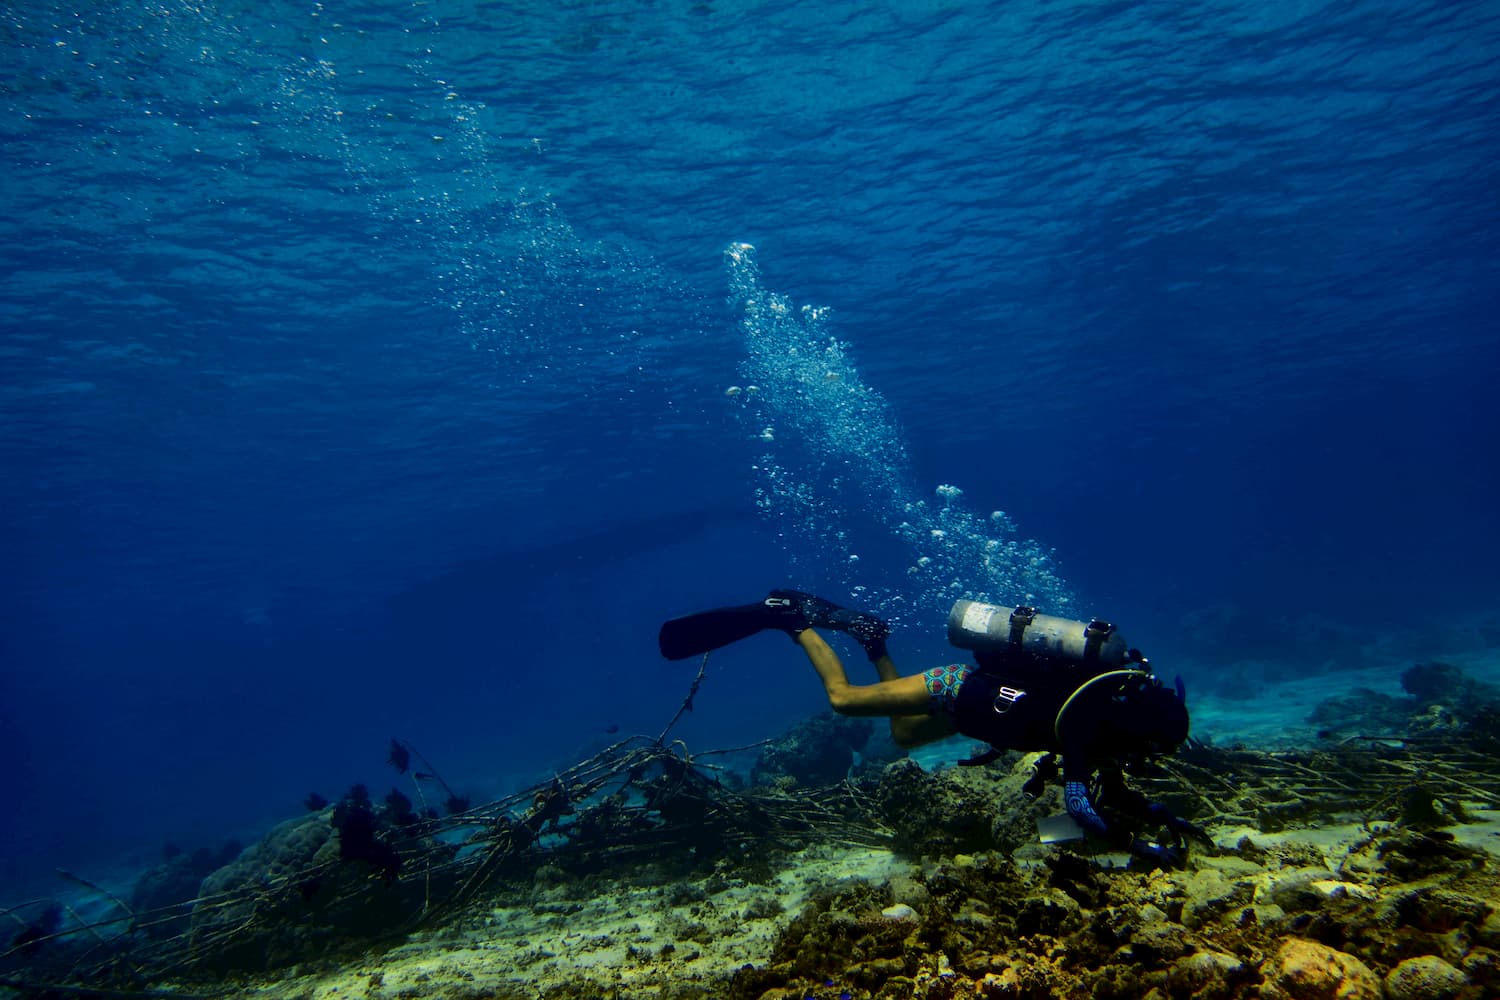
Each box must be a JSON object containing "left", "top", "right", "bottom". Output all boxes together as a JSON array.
[
  {"left": 946, "top": 601, "right": 1189, "bottom": 852},
  {"left": 946, "top": 600, "right": 1163, "bottom": 748}
]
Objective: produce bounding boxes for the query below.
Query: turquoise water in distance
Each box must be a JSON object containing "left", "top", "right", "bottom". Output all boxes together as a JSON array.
[{"left": 2, "top": 0, "right": 1497, "bottom": 900}]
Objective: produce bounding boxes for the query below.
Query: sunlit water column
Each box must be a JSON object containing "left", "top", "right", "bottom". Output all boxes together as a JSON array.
[{"left": 724, "top": 242, "right": 1074, "bottom": 624}]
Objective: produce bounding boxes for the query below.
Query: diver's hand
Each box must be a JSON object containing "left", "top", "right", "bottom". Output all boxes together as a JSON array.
[
  {"left": 1064, "top": 781, "right": 1110, "bottom": 838},
  {"left": 1146, "top": 803, "right": 1214, "bottom": 849},
  {"left": 1128, "top": 838, "right": 1183, "bottom": 869}
]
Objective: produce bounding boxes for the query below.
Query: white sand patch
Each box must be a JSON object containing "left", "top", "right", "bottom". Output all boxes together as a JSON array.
[{"left": 1209, "top": 806, "right": 1500, "bottom": 869}]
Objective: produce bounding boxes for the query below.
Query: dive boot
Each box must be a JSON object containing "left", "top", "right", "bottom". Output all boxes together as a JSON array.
[{"left": 766, "top": 589, "right": 891, "bottom": 661}]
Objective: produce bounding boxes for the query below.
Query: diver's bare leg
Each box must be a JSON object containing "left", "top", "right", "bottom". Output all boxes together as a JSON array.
[
  {"left": 867, "top": 651, "right": 957, "bottom": 747},
  {"left": 870, "top": 652, "right": 902, "bottom": 683},
  {"left": 794, "top": 630, "right": 955, "bottom": 747}
]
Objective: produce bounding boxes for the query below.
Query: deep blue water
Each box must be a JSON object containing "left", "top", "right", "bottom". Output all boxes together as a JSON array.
[{"left": 2, "top": 0, "right": 1497, "bottom": 899}]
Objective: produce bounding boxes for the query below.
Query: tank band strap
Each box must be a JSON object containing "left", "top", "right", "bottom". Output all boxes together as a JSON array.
[
  {"left": 1082, "top": 619, "right": 1116, "bottom": 662},
  {"left": 1007, "top": 606, "right": 1037, "bottom": 649}
]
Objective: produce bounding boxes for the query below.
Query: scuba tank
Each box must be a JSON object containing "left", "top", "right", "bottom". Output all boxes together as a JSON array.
[
  {"left": 946, "top": 601, "right": 1188, "bottom": 853},
  {"left": 947, "top": 600, "right": 1135, "bottom": 669},
  {"left": 946, "top": 600, "right": 1169, "bottom": 748}
]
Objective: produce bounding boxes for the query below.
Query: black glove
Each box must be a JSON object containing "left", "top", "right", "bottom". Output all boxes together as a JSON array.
[
  {"left": 1146, "top": 803, "right": 1214, "bottom": 849},
  {"left": 1127, "top": 838, "right": 1184, "bottom": 868}
]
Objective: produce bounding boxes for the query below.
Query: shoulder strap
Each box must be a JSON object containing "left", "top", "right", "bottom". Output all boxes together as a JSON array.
[{"left": 1053, "top": 669, "right": 1153, "bottom": 745}]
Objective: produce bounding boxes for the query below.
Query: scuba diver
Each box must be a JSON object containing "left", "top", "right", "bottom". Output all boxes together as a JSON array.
[{"left": 659, "top": 590, "right": 1210, "bottom": 867}]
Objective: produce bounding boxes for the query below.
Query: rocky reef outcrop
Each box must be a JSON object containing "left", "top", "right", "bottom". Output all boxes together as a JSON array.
[{"left": 726, "top": 826, "right": 1498, "bottom": 1000}]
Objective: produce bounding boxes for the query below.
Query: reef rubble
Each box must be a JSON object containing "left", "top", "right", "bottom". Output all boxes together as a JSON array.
[
  {"left": 4, "top": 660, "right": 1499, "bottom": 1000},
  {"left": 160, "top": 778, "right": 1500, "bottom": 1000}
]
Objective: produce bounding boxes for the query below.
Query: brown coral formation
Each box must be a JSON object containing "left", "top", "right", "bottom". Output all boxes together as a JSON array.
[{"left": 727, "top": 826, "right": 1498, "bottom": 1000}]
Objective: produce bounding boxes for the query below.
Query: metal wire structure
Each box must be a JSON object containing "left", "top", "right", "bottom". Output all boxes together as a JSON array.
[
  {"left": 1139, "top": 728, "right": 1500, "bottom": 831},
  {"left": 0, "top": 656, "right": 893, "bottom": 996},
  {"left": 2, "top": 662, "right": 1496, "bottom": 998}
]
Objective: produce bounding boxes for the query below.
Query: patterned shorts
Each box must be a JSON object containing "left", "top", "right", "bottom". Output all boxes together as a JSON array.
[{"left": 920, "top": 663, "right": 973, "bottom": 718}]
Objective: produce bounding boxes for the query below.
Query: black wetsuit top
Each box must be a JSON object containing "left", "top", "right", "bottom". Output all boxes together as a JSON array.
[{"left": 950, "top": 663, "right": 1137, "bottom": 838}]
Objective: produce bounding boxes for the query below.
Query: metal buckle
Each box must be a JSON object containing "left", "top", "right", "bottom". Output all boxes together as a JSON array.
[{"left": 992, "top": 686, "right": 1026, "bottom": 714}]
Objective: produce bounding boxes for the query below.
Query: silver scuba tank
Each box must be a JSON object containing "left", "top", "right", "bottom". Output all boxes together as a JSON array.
[{"left": 947, "top": 600, "right": 1133, "bottom": 667}]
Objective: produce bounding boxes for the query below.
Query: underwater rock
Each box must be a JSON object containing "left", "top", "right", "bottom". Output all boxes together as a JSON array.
[
  {"left": 872, "top": 755, "right": 1043, "bottom": 859},
  {"left": 26, "top": 691, "right": 1500, "bottom": 998},
  {"left": 1310, "top": 661, "right": 1499, "bottom": 741},
  {"left": 5, "top": 903, "right": 62, "bottom": 959},
  {"left": 750, "top": 712, "right": 875, "bottom": 787},
  {"left": 1307, "top": 686, "right": 1414, "bottom": 739},
  {"left": 889, "top": 872, "right": 933, "bottom": 911},
  {"left": 1257, "top": 865, "right": 1342, "bottom": 913},
  {"left": 1178, "top": 604, "right": 1377, "bottom": 687},
  {"left": 128, "top": 841, "right": 242, "bottom": 939},
  {"left": 751, "top": 831, "right": 1483, "bottom": 1000},
  {"left": 1400, "top": 661, "right": 1498, "bottom": 713},
  {"left": 854, "top": 729, "right": 911, "bottom": 779},
  {"left": 1375, "top": 829, "right": 1488, "bottom": 881},
  {"left": 743, "top": 893, "right": 785, "bottom": 921},
  {"left": 874, "top": 759, "right": 993, "bottom": 857},
  {"left": 188, "top": 813, "right": 338, "bottom": 968},
  {"left": 1384, "top": 955, "right": 1468, "bottom": 1000},
  {"left": 1181, "top": 866, "right": 1256, "bottom": 929},
  {"left": 1168, "top": 949, "right": 1249, "bottom": 1000},
  {"left": 1386, "top": 885, "right": 1493, "bottom": 937},
  {"left": 187, "top": 808, "right": 458, "bottom": 972},
  {"left": 881, "top": 903, "right": 918, "bottom": 921},
  {"left": 1260, "top": 938, "right": 1383, "bottom": 1000}
]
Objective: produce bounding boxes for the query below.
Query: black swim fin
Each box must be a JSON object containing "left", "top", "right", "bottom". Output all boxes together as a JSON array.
[{"left": 658, "top": 602, "right": 783, "bottom": 660}]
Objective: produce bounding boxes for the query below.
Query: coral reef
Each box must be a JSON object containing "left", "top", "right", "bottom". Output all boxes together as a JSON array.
[
  {"left": 128, "top": 841, "right": 242, "bottom": 940},
  {"left": 870, "top": 755, "right": 1051, "bottom": 859},
  {"left": 185, "top": 798, "right": 460, "bottom": 973},
  {"left": 751, "top": 713, "right": 878, "bottom": 788},
  {"left": 724, "top": 825, "right": 1498, "bottom": 1000},
  {"left": 1308, "top": 659, "right": 1500, "bottom": 741},
  {"left": 5, "top": 671, "right": 1500, "bottom": 1000}
]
